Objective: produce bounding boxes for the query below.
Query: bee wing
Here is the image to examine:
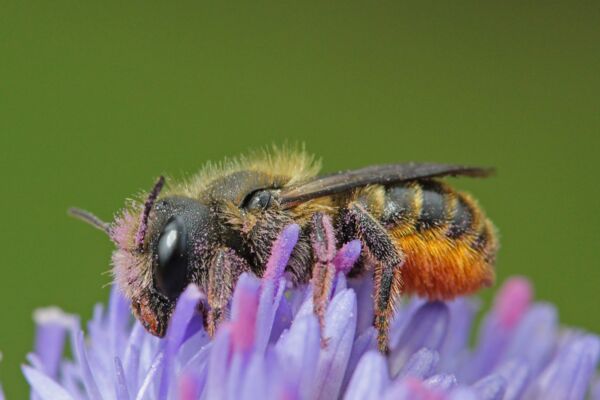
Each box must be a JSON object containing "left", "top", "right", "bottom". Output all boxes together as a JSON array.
[{"left": 279, "top": 163, "right": 493, "bottom": 207}]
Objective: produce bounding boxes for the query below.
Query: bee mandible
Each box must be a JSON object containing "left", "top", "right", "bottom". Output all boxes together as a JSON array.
[{"left": 70, "top": 149, "right": 498, "bottom": 352}]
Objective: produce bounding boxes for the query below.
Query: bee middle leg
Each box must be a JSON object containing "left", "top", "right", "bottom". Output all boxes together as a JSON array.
[
  {"left": 344, "top": 202, "right": 404, "bottom": 353},
  {"left": 205, "top": 247, "right": 251, "bottom": 336}
]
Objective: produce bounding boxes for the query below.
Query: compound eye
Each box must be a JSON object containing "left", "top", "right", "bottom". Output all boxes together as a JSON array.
[
  {"left": 243, "top": 190, "right": 272, "bottom": 211},
  {"left": 155, "top": 216, "right": 188, "bottom": 298}
]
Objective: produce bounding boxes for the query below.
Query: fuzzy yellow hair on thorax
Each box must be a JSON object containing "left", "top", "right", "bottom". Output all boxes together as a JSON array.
[{"left": 170, "top": 146, "right": 322, "bottom": 199}]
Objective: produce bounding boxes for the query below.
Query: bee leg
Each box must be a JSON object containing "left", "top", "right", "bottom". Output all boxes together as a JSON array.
[
  {"left": 206, "top": 247, "right": 251, "bottom": 336},
  {"left": 310, "top": 212, "right": 337, "bottom": 345},
  {"left": 346, "top": 202, "right": 404, "bottom": 353}
]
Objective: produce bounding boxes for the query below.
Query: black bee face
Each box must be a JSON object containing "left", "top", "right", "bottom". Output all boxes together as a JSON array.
[
  {"left": 151, "top": 197, "right": 217, "bottom": 297},
  {"left": 154, "top": 214, "right": 190, "bottom": 299},
  {"left": 132, "top": 196, "right": 217, "bottom": 336}
]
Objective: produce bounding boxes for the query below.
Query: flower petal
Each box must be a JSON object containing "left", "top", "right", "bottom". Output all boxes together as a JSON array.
[
  {"left": 205, "top": 326, "right": 232, "bottom": 399},
  {"left": 226, "top": 352, "right": 248, "bottom": 399},
  {"left": 471, "top": 374, "right": 506, "bottom": 400},
  {"left": 464, "top": 278, "right": 532, "bottom": 381},
  {"left": 275, "top": 313, "right": 320, "bottom": 399},
  {"left": 230, "top": 273, "right": 261, "bottom": 354},
  {"left": 340, "top": 327, "right": 377, "bottom": 394},
  {"left": 399, "top": 348, "right": 440, "bottom": 379},
  {"left": 424, "top": 374, "right": 457, "bottom": 391},
  {"left": 135, "top": 351, "right": 164, "bottom": 400},
  {"left": 347, "top": 272, "right": 375, "bottom": 335},
  {"left": 331, "top": 274, "right": 349, "bottom": 299},
  {"left": 524, "top": 333, "right": 600, "bottom": 400},
  {"left": 269, "top": 292, "right": 293, "bottom": 343},
  {"left": 178, "top": 370, "right": 204, "bottom": 400},
  {"left": 312, "top": 289, "right": 357, "bottom": 400},
  {"left": 501, "top": 304, "right": 557, "bottom": 375},
  {"left": 60, "top": 361, "right": 86, "bottom": 398},
  {"left": 344, "top": 351, "right": 390, "bottom": 400},
  {"left": 439, "top": 298, "right": 478, "bottom": 371},
  {"left": 262, "top": 224, "right": 300, "bottom": 286},
  {"left": 333, "top": 240, "right": 362, "bottom": 274},
  {"left": 159, "top": 284, "right": 203, "bottom": 397},
  {"left": 113, "top": 357, "right": 130, "bottom": 400},
  {"left": 122, "top": 323, "right": 145, "bottom": 394},
  {"left": 165, "top": 284, "right": 203, "bottom": 344},
  {"left": 389, "top": 302, "right": 449, "bottom": 377},
  {"left": 239, "top": 353, "right": 268, "bottom": 400},
  {"left": 591, "top": 378, "right": 600, "bottom": 400},
  {"left": 388, "top": 297, "right": 426, "bottom": 350},
  {"left": 33, "top": 307, "right": 78, "bottom": 379},
  {"left": 255, "top": 277, "right": 286, "bottom": 352},
  {"left": 382, "top": 377, "right": 445, "bottom": 400},
  {"left": 108, "top": 286, "right": 131, "bottom": 357},
  {"left": 494, "top": 277, "right": 532, "bottom": 330},
  {"left": 447, "top": 387, "right": 478, "bottom": 400},
  {"left": 494, "top": 360, "right": 530, "bottom": 400},
  {"left": 22, "top": 365, "right": 74, "bottom": 400},
  {"left": 73, "top": 330, "right": 103, "bottom": 400}
]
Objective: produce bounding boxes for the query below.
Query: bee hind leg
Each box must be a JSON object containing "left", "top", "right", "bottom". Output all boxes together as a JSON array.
[
  {"left": 345, "top": 202, "right": 405, "bottom": 353},
  {"left": 310, "top": 212, "right": 338, "bottom": 346}
]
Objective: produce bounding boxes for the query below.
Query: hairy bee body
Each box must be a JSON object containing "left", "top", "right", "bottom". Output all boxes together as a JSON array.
[{"left": 71, "top": 148, "right": 497, "bottom": 352}]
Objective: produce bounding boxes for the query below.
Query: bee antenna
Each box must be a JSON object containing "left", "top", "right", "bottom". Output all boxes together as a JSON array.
[
  {"left": 68, "top": 207, "right": 111, "bottom": 234},
  {"left": 135, "top": 175, "right": 165, "bottom": 250}
]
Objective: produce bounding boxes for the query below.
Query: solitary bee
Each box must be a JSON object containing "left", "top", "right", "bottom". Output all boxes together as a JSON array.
[{"left": 70, "top": 149, "right": 497, "bottom": 352}]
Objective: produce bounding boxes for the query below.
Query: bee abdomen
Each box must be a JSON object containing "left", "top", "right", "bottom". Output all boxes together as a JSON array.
[
  {"left": 380, "top": 183, "right": 419, "bottom": 228},
  {"left": 415, "top": 181, "right": 448, "bottom": 231},
  {"left": 379, "top": 180, "right": 497, "bottom": 300},
  {"left": 447, "top": 194, "right": 475, "bottom": 239},
  {"left": 381, "top": 180, "right": 489, "bottom": 245},
  {"left": 381, "top": 181, "right": 468, "bottom": 233}
]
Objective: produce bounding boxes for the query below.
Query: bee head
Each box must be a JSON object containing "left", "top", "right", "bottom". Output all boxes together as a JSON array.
[{"left": 71, "top": 177, "right": 216, "bottom": 337}]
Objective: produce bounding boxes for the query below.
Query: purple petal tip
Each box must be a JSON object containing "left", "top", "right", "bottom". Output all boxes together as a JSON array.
[
  {"left": 333, "top": 240, "right": 362, "bottom": 274},
  {"left": 494, "top": 276, "right": 532, "bottom": 329},
  {"left": 263, "top": 224, "right": 300, "bottom": 283}
]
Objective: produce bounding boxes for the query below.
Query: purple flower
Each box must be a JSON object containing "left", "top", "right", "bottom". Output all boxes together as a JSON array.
[{"left": 22, "top": 224, "right": 600, "bottom": 400}]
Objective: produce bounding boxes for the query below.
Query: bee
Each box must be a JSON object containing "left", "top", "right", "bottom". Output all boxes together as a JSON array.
[{"left": 70, "top": 148, "right": 498, "bottom": 352}]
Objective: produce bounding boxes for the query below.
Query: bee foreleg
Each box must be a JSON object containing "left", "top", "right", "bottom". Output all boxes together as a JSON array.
[
  {"left": 310, "top": 212, "right": 337, "bottom": 346},
  {"left": 345, "top": 202, "right": 404, "bottom": 353},
  {"left": 206, "top": 247, "right": 251, "bottom": 336}
]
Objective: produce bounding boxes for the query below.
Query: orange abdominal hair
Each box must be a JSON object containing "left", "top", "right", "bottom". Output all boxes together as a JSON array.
[{"left": 397, "top": 225, "right": 496, "bottom": 300}]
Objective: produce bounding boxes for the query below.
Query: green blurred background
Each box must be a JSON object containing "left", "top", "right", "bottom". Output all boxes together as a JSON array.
[{"left": 1, "top": 1, "right": 599, "bottom": 397}]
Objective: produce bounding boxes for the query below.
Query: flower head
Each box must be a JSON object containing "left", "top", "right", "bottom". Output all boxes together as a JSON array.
[{"left": 23, "top": 225, "right": 600, "bottom": 399}]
